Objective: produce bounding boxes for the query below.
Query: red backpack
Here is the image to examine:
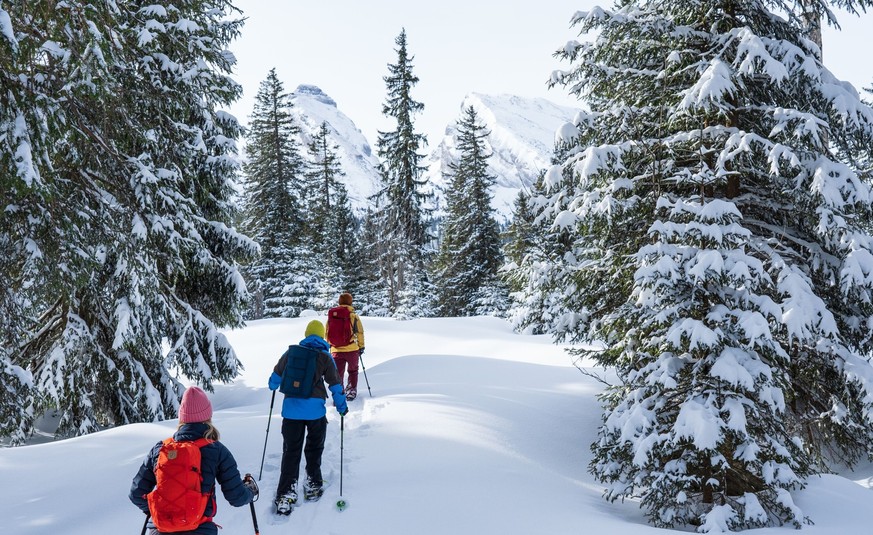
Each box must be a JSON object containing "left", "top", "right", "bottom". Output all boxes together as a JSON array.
[
  {"left": 326, "top": 306, "right": 354, "bottom": 347},
  {"left": 147, "top": 437, "right": 215, "bottom": 532}
]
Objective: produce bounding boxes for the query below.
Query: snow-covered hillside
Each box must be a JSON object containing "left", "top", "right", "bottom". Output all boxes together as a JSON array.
[
  {"left": 424, "top": 93, "right": 581, "bottom": 222},
  {"left": 3, "top": 316, "right": 873, "bottom": 535},
  {"left": 288, "top": 84, "right": 382, "bottom": 213}
]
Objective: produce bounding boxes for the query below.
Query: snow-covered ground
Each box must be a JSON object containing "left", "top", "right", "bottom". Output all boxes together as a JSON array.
[{"left": 2, "top": 316, "right": 873, "bottom": 534}]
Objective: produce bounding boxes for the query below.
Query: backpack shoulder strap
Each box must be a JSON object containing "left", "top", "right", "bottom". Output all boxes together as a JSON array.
[{"left": 274, "top": 346, "right": 295, "bottom": 376}]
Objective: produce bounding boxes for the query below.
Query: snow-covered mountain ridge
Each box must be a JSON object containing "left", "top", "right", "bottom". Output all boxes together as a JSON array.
[
  {"left": 287, "top": 84, "right": 382, "bottom": 213},
  {"left": 283, "top": 86, "right": 580, "bottom": 222},
  {"left": 424, "top": 92, "right": 581, "bottom": 222}
]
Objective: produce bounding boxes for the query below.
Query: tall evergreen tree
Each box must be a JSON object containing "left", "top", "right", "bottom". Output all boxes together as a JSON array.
[
  {"left": 0, "top": 1, "right": 257, "bottom": 443},
  {"left": 354, "top": 209, "right": 392, "bottom": 316},
  {"left": 503, "top": 189, "right": 538, "bottom": 274},
  {"left": 546, "top": 1, "right": 873, "bottom": 529},
  {"left": 434, "top": 106, "right": 507, "bottom": 316},
  {"left": 303, "top": 121, "right": 359, "bottom": 310},
  {"left": 240, "top": 68, "right": 309, "bottom": 318},
  {"left": 373, "top": 29, "right": 434, "bottom": 317},
  {"left": 505, "top": 145, "right": 576, "bottom": 336}
]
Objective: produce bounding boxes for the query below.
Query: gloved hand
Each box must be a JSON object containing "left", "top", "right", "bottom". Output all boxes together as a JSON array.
[
  {"left": 337, "top": 403, "right": 349, "bottom": 416},
  {"left": 358, "top": 347, "right": 365, "bottom": 356},
  {"left": 243, "top": 474, "right": 259, "bottom": 499}
]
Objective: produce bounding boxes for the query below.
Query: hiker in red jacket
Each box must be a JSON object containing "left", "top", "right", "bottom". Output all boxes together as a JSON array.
[{"left": 326, "top": 292, "right": 365, "bottom": 401}]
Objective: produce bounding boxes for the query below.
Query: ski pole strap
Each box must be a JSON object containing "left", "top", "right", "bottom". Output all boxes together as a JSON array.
[{"left": 244, "top": 473, "right": 260, "bottom": 502}]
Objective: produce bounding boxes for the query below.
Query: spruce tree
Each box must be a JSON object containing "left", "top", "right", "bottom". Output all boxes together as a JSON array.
[
  {"left": 0, "top": 1, "right": 257, "bottom": 442},
  {"left": 505, "top": 145, "right": 576, "bottom": 336},
  {"left": 547, "top": 1, "right": 873, "bottom": 529},
  {"left": 434, "top": 106, "right": 507, "bottom": 316},
  {"left": 240, "top": 68, "right": 309, "bottom": 318},
  {"left": 354, "top": 209, "right": 392, "bottom": 316},
  {"left": 503, "top": 189, "right": 537, "bottom": 273},
  {"left": 303, "top": 121, "right": 359, "bottom": 310},
  {"left": 373, "top": 29, "right": 434, "bottom": 317}
]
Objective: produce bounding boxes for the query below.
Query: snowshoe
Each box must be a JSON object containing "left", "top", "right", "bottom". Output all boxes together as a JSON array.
[
  {"left": 304, "top": 478, "right": 325, "bottom": 502},
  {"left": 275, "top": 488, "right": 298, "bottom": 515},
  {"left": 275, "top": 497, "right": 292, "bottom": 515},
  {"left": 345, "top": 388, "right": 357, "bottom": 401}
]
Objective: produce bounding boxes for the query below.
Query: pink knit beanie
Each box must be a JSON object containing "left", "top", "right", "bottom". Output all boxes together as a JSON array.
[{"left": 179, "top": 386, "right": 213, "bottom": 423}]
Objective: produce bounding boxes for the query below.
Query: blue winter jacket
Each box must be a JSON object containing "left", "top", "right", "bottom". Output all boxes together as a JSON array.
[
  {"left": 269, "top": 334, "right": 348, "bottom": 420},
  {"left": 129, "top": 422, "right": 253, "bottom": 535}
]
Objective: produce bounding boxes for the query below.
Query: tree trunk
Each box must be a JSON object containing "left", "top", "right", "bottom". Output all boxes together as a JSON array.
[{"left": 801, "top": 1, "right": 823, "bottom": 61}]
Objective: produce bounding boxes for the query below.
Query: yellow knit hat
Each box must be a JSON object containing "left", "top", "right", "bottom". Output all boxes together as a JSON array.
[{"left": 304, "top": 319, "right": 325, "bottom": 339}]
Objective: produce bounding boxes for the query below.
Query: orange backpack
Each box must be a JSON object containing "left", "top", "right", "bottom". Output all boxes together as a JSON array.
[{"left": 147, "top": 437, "right": 215, "bottom": 532}]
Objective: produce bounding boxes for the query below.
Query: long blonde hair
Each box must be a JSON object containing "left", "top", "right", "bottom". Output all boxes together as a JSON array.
[{"left": 178, "top": 419, "right": 220, "bottom": 441}]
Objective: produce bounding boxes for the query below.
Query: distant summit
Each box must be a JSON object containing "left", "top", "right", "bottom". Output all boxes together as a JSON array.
[
  {"left": 287, "top": 85, "right": 381, "bottom": 213},
  {"left": 293, "top": 84, "right": 337, "bottom": 107},
  {"left": 423, "top": 93, "right": 581, "bottom": 223}
]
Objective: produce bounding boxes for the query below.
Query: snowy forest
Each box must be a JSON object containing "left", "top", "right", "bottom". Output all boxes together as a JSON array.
[{"left": 3, "top": 0, "right": 873, "bottom": 531}]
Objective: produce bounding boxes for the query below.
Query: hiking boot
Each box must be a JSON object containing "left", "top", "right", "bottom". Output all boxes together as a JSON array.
[
  {"left": 304, "top": 478, "right": 324, "bottom": 501},
  {"left": 346, "top": 388, "right": 357, "bottom": 401}
]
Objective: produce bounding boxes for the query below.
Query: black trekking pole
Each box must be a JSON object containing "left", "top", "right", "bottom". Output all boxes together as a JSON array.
[
  {"left": 244, "top": 473, "right": 260, "bottom": 535},
  {"left": 140, "top": 514, "right": 149, "bottom": 535},
  {"left": 249, "top": 502, "right": 260, "bottom": 535},
  {"left": 336, "top": 414, "right": 347, "bottom": 511},
  {"left": 359, "top": 352, "right": 372, "bottom": 397},
  {"left": 258, "top": 390, "right": 276, "bottom": 481}
]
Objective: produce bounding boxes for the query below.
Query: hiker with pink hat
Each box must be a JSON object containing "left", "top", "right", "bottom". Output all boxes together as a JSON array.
[{"left": 129, "top": 386, "right": 259, "bottom": 534}]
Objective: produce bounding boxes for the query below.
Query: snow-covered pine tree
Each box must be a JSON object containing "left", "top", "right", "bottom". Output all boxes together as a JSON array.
[
  {"left": 434, "top": 105, "right": 508, "bottom": 317},
  {"left": 354, "top": 209, "right": 392, "bottom": 316},
  {"left": 505, "top": 144, "right": 577, "bottom": 336},
  {"left": 303, "top": 121, "right": 360, "bottom": 310},
  {"left": 240, "top": 68, "right": 312, "bottom": 318},
  {"left": 373, "top": 29, "right": 435, "bottom": 317},
  {"left": 548, "top": 1, "right": 873, "bottom": 530},
  {"left": 0, "top": 1, "right": 257, "bottom": 442},
  {"left": 503, "top": 189, "right": 538, "bottom": 275},
  {"left": 0, "top": 270, "right": 30, "bottom": 444},
  {"left": 0, "top": 4, "right": 36, "bottom": 443}
]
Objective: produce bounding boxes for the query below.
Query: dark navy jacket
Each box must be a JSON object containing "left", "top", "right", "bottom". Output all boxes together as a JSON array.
[{"left": 129, "top": 422, "right": 253, "bottom": 535}]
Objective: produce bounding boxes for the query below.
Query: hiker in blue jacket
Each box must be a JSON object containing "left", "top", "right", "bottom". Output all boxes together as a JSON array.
[
  {"left": 269, "top": 319, "right": 348, "bottom": 515},
  {"left": 129, "top": 386, "right": 257, "bottom": 535}
]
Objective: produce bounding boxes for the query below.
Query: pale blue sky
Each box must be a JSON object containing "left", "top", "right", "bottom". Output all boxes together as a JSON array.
[{"left": 227, "top": 1, "right": 873, "bottom": 147}]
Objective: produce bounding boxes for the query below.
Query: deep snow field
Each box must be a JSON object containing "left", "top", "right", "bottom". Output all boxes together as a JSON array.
[{"left": 2, "top": 316, "right": 873, "bottom": 534}]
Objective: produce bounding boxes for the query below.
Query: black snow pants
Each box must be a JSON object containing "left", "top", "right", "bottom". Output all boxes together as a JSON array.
[{"left": 276, "top": 416, "right": 328, "bottom": 497}]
